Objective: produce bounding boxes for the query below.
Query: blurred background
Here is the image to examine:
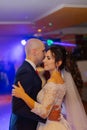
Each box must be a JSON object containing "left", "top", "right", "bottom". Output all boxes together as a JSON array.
[{"left": 0, "top": 0, "right": 87, "bottom": 129}]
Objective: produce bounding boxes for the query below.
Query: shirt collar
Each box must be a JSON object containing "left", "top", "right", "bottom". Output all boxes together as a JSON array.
[{"left": 25, "top": 59, "right": 36, "bottom": 70}]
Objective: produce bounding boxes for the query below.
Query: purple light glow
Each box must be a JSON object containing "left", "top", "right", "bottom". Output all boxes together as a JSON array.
[
  {"left": 53, "top": 42, "right": 77, "bottom": 47},
  {"left": 4, "top": 44, "right": 24, "bottom": 63},
  {"left": 11, "top": 45, "right": 24, "bottom": 61}
]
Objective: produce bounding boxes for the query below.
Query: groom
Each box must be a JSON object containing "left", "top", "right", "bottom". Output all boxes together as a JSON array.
[{"left": 9, "top": 38, "right": 60, "bottom": 130}]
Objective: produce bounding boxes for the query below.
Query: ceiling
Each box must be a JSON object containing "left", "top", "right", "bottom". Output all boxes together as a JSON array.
[{"left": 0, "top": 0, "right": 87, "bottom": 39}]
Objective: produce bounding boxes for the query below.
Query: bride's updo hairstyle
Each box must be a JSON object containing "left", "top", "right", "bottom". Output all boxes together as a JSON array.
[{"left": 48, "top": 45, "right": 67, "bottom": 70}]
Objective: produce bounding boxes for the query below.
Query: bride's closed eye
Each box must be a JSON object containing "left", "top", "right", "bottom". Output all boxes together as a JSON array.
[{"left": 47, "top": 56, "right": 51, "bottom": 60}]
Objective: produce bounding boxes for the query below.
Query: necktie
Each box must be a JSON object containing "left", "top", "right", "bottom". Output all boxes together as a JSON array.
[{"left": 36, "top": 70, "right": 38, "bottom": 75}]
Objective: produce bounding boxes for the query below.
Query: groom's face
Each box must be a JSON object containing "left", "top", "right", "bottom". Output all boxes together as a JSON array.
[{"left": 36, "top": 44, "right": 46, "bottom": 64}]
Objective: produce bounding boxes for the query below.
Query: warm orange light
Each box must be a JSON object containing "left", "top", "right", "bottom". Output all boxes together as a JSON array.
[{"left": 37, "top": 29, "right": 42, "bottom": 32}]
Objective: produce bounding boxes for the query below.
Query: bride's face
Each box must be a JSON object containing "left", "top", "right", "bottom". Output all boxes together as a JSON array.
[{"left": 43, "top": 50, "right": 56, "bottom": 72}]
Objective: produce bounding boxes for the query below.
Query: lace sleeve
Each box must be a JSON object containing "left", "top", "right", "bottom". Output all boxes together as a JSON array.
[{"left": 31, "top": 82, "right": 58, "bottom": 119}]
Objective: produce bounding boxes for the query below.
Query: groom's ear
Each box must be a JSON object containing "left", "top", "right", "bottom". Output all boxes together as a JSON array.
[{"left": 32, "top": 48, "right": 37, "bottom": 56}]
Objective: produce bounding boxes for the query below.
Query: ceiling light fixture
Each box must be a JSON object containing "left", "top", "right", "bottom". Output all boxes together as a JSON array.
[
  {"left": 37, "top": 29, "right": 42, "bottom": 32},
  {"left": 48, "top": 22, "right": 53, "bottom": 26}
]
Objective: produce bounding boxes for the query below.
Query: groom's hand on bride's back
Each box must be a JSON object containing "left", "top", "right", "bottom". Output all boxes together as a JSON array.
[{"left": 48, "top": 105, "right": 61, "bottom": 121}]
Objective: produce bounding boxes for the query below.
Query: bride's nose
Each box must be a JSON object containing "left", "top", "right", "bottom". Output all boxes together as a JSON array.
[{"left": 43, "top": 57, "right": 46, "bottom": 63}]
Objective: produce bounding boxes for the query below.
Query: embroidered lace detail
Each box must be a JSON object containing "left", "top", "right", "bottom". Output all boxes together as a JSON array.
[{"left": 31, "top": 82, "right": 66, "bottom": 119}]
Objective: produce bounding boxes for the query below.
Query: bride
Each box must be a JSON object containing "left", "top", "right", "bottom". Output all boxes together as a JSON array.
[{"left": 12, "top": 45, "right": 87, "bottom": 130}]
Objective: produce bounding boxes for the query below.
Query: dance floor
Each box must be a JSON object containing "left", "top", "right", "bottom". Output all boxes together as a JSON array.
[{"left": 0, "top": 94, "right": 12, "bottom": 130}]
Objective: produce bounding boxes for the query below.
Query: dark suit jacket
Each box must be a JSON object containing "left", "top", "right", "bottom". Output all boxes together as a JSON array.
[{"left": 9, "top": 61, "right": 46, "bottom": 130}]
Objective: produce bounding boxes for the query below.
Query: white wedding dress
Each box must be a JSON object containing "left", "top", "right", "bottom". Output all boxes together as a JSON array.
[{"left": 31, "top": 82, "right": 71, "bottom": 130}]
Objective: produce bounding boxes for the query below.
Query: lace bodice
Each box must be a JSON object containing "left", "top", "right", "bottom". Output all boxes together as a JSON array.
[{"left": 31, "top": 82, "right": 66, "bottom": 119}]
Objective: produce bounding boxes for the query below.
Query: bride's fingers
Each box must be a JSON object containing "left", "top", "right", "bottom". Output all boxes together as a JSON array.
[
  {"left": 12, "top": 89, "right": 15, "bottom": 95},
  {"left": 18, "top": 82, "right": 25, "bottom": 92},
  {"left": 12, "top": 85, "right": 18, "bottom": 89},
  {"left": 18, "top": 81, "right": 22, "bottom": 88},
  {"left": 12, "top": 91, "right": 18, "bottom": 97},
  {"left": 12, "top": 88, "right": 16, "bottom": 92},
  {"left": 12, "top": 89, "right": 18, "bottom": 95}
]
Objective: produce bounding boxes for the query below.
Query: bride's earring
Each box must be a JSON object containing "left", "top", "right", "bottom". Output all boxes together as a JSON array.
[{"left": 56, "top": 66, "right": 59, "bottom": 71}]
